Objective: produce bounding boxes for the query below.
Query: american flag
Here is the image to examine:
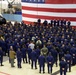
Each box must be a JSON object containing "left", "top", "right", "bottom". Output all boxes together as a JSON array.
[{"left": 22, "top": 0, "right": 76, "bottom": 26}]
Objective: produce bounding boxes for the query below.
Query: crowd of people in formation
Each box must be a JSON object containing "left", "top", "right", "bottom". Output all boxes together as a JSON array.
[{"left": 0, "top": 19, "right": 76, "bottom": 75}]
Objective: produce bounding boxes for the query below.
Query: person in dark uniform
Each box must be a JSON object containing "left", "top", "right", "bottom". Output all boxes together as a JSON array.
[
  {"left": 35, "top": 46, "right": 40, "bottom": 62},
  {"left": 59, "top": 50, "right": 64, "bottom": 61},
  {"left": 1, "top": 40, "right": 7, "bottom": 56},
  {"left": 38, "top": 53, "right": 45, "bottom": 73},
  {"left": 50, "top": 20, "right": 53, "bottom": 26},
  {"left": 16, "top": 48, "right": 22, "bottom": 68},
  {"left": 52, "top": 48, "right": 58, "bottom": 67},
  {"left": 59, "top": 57, "right": 67, "bottom": 75},
  {"left": 21, "top": 45, "right": 28, "bottom": 63},
  {"left": 70, "top": 46, "right": 76, "bottom": 65},
  {"left": 27, "top": 46, "right": 32, "bottom": 64},
  {"left": 60, "top": 19, "right": 64, "bottom": 26},
  {"left": 0, "top": 47, "right": 4, "bottom": 66},
  {"left": 67, "top": 20, "right": 71, "bottom": 27},
  {"left": 31, "top": 49, "right": 37, "bottom": 69},
  {"left": 65, "top": 51, "right": 72, "bottom": 72},
  {"left": 63, "top": 19, "right": 66, "bottom": 25},
  {"left": 37, "top": 18, "right": 41, "bottom": 25},
  {"left": 46, "top": 52, "right": 54, "bottom": 74},
  {"left": 53, "top": 19, "right": 56, "bottom": 26},
  {"left": 57, "top": 19, "right": 60, "bottom": 26},
  {"left": 43, "top": 20, "right": 48, "bottom": 26}
]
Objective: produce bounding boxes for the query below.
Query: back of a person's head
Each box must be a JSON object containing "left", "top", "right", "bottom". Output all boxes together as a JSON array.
[{"left": 61, "top": 57, "right": 64, "bottom": 61}]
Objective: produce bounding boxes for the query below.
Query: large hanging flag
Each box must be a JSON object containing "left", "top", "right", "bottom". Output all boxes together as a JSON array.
[{"left": 22, "top": 0, "right": 76, "bottom": 26}]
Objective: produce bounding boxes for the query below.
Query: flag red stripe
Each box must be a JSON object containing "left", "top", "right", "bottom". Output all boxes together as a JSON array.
[
  {"left": 23, "top": 20, "right": 35, "bottom": 25},
  {"left": 22, "top": 6, "right": 76, "bottom": 13},
  {"left": 72, "top": 26, "right": 76, "bottom": 28},
  {"left": 46, "top": 0, "right": 76, "bottom": 4},
  {"left": 22, "top": 13, "right": 76, "bottom": 21}
]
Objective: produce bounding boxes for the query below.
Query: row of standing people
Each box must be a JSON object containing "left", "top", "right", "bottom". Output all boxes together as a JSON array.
[
  {"left": 37, "top": 19, "right": 71, "bottom": 27},
  {"left": 0, "top": 42, "right": 76, "bottom": 75},
  {"left": 9, "top": 44, "right": 76, "bottom": 75}
]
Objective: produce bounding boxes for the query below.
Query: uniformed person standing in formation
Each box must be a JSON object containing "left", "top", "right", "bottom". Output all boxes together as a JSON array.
[
  {"left": 38, "top": 53, "right": 45, "bottom": 73},
  {"left": 59, "top": 57, "right": 67, "bottom": 75},
  {"left": 9, "top": 48, "right": 16, "bottom": 67},
  {"left": 31, "top": 49, "right": 37, "bottom": 69},
  {"left": 52, "top": 48, "right": 58, "bottom": 67},
  {"left": 37, "top": 18, "right": 41, "bottom": 25},
  {"left": 27, "top": 46, "right": 32, "bottom": 64},
  {"left": 0, "top": 47, "right": 4, "bottom": 66},
  {"left": 35, "top": 46, "right": 40, "bottom": 63},
  {"left": 46, "top": 52, "right": 54, "bottom": 74},
  {"left": 21, "top": 45, "right": 28, "bottom": 63},
  {"left": 70, "top": 46, "right": 76, "bottom": 66},
  {"left": 65, "top": 51, "right": 72, "bottom": 72},
  {"left": 59, "top": 50, "right": 64, "bottom": 61},
  {"left": 16, "top": 48, "right": 22, "bottom": 68},
  {"left": 0, "top": 19, "right": 76, "bottom": 75}
]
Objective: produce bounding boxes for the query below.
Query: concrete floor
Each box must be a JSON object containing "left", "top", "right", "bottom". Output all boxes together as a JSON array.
[{"left": 0, "top": 56, "right": 76, "bottom": 75}]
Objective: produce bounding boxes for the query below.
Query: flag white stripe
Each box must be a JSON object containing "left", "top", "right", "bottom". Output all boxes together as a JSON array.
[
  {"left": 22, "top": 17, "right": 76, "bottom": 26},
  {"left": 22, "top": 2, "right": 76, "bottom": 9},
  {"left": 22, "top": 10, "right": 76, "bottom": 18}
]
